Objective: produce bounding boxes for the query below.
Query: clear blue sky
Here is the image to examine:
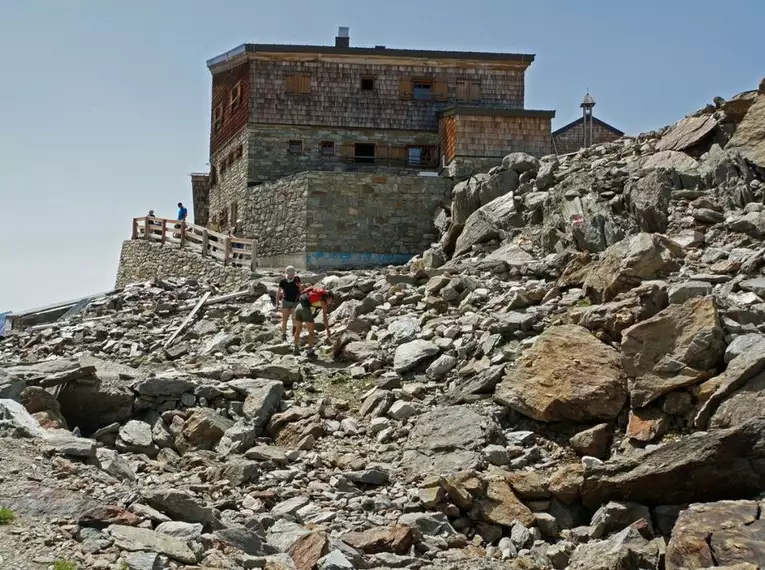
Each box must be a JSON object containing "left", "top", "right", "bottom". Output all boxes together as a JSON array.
[{"left": 0, "top": 0, "right": 762, "bottom": 312}]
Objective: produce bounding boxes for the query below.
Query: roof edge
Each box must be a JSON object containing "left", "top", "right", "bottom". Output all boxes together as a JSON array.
[
  {"left": 552, "top": 115, "right": 625, "bottom": 137},
  {"left": 207, "top": 43, "right": 535, "bottom": 70},
  {"left": 438, "top": 106, "right": 556, "bottom": 119}
]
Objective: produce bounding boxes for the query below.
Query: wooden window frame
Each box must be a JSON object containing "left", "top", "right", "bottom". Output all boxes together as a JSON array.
[
  {"left": 406, "top": 145, "right": 437, "bottom": 168},
  {"left": 229, "top": 81, "right": 242, "bottom": 110},
  {"left": 213, "top": 104, "right": 223, "bottom": 133},
  {"left": 319, "top": 140, "right": 335, "bottom": 157},
  {"left": 360, "top": 75, "right": 375, "bottom": 91},
  {"left": 287, "top": 139, "right": 303, "bottom": 155},
  {"left": 413, "top": 80, "right": 433, "bottom": 101},
  {"left": 353, "top": 142, "right": 376, "bottom": 164}
]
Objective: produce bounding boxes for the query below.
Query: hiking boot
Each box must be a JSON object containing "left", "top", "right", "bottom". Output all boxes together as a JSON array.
[
  {"left": 281, "top": 333, "right": 287, "bottom": 342},
  {"left": 292, "top": 346, "right": 300, "bottom": 356},
  {"left": 306, "top": 349, "right": 317, "bottom": 360}
]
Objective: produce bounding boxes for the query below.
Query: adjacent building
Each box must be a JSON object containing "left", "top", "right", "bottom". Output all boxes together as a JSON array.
[{"left": 552, "top": 93, "right": 624, "bottom": 155}]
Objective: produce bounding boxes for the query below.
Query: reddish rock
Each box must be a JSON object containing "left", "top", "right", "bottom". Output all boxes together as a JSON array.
[
  {"left": 79, "top": 504, "right": 141, "bottom": 529},
  {"left": 289, "top": 532, "right": 328, "bottom": 570},
  {"left": 341, "top": 525, "right": 413, "bottom": 554},
  {"left": 627, "top": 407, "right": 669, "bottom": 442}
]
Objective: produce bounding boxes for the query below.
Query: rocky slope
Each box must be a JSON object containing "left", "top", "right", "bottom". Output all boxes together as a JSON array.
[{"left": 1, "top": 79, "right": 765, "bottom": 570}]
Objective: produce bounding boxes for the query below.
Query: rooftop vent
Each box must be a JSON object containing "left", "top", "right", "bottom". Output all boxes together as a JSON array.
[{"left": 335, "top": 27, "right": 350, "bottom": 48}]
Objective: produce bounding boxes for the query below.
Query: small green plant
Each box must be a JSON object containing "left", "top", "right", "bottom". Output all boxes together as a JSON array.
[
  {"left": 574, "top": 298, "right": 592, "bottom": 307},
  {"left": 118, "top": 563, "right": 129, "bottom": 570},
  {"left": 0, "top": 507, "right": 14, "bottom": 524},
  {"left": 52, "top": 561, "right": 77, "bottom": 570}
]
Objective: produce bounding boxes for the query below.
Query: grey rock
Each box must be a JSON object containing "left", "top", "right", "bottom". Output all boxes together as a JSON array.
[
  {"left": 215, "top": 526, "right": 265, "bottom": 555},
  {"left": 388, "top": 401, "right": 416, "bottom": 421},
  {"left": 267, "top": 519, "right": 312, "bottom": 552},
  {"left": 426, "top": 354, "right": 458, "bottom": 380},
  {"left": 393, "top": 340, "right": 440, "bottom": 374},
  {"left": 725, "top": 333, "right": 765, "bottom": 363},
  {"left": 569, "top": 424, "right": 612, "bottom": 459},
  {"left": 388, "top": 318, "right": 420, "bottom": 344},
  {"left": 117, "top": 420, "right": 156, "bottom": 456},
  {"left": 567, "top": 527, "right": 660, "bottom": 570},
  {"left": 626, "top": 170, "right": 672, "bottom": 233},
  {"left": 0, "top": 374, "right": 26, "bottom": 401},
  {"left": 346, "top": 468, "right": 389, "bottom": 486},
  {"left": 142, "top": 487, "right": 222, "bottom": 529},
  {"left": 46, "top": 434, "right": 96, "bottom": 457},
  {"left": 203, "top": 331, "right": 238, "bottom": 354},
  {"left": 96, "top": 448, "right": 136, "bottom": 481},
  {"left": 134, "top": 376, "right": 197, "bottom": 398},
  {"left": 155, "top": 521, "right": 203, "bottom": 540},
  {"left": 216, "top": 423, "right": 259, "bottom": 455},
  {"left": 123, "top": 551, "right": 161, "bottom": 570},
  {"left": 455, "top": 192, "right": 522, "bottom": 256},
  {"left": 318, "top": 549, "right": 354, "bottom": 570},
  {"left": 536, "top": 158, "right": 559, "bottom": 191},
  {"left": 503, "top": 152, "right": 540, "bottom": 173},
  {"left": 222, "top": 459, "right": 260, "bottom": 486},
  {"left": 480, "top": 169, "right": 520, "bottom": 205},
  {"left": 398, "top": 512, "right": 457, "bottom": 538},
  {"left": 0, "top": 398, "right": 47, "bottom": 438},
  {"left": 109, "top": 524, "right": 197, "bottom": 564},
  {"left": 590, "top": 501, "right": 653, "bottom": 539},
  {"left": 511, "top": 522, "right": 532, "bottom": 549},
  {"left": 245, "top": 445, "right": 289, "bottom": 465},
  {"left": 667, "top": 281, "right": 713, "bottom": 304},
  {"left": 242, "top": 380, "right": 284, "bottom": 427},
  {"left": 740, "top": 277, "right": 765, "bottom": 297}
]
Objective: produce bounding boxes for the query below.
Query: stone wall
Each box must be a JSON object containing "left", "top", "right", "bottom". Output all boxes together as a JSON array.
[
  {"left": 190, "top": 173, "right": 210, "bottom": 226},
  {"left": 209, "top": 129, "right": 249, "bottom": 233},
  {"left": 237, "top": 171, "right": 451, "bottom": 269},
  {"left": 249, "top": 58, "right": 526, "bottom": 132},
  {"left": 246, "top": 124, "right": 440, "bottom": 184},
  {"left": 553, "top": 118, "right": 623, "bottom": 155},
  {"left": 115, "top": 240, "right": 251, "bottom": 291}
]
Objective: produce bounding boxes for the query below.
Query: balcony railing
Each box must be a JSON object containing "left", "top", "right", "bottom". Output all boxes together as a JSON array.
[{"left": 131, "top": 217, "right": 256, "bottom": 271}]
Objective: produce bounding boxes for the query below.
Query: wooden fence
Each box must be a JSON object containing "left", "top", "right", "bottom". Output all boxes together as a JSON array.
[{"left": 131, "top": 217, "right": 257, "bottom": 270}]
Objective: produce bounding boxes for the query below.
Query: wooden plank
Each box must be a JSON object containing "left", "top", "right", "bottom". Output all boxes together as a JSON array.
[
  {"left": 201, "top": 229, "right": 209, "bottom": 257},
  {"left": 164, "top": 291, "right": 210, "bottom": 349}
]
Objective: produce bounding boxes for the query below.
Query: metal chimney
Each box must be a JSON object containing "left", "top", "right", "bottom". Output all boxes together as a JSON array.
[{"left": 335, "top": 27, "right": 350, "bottom": 48}]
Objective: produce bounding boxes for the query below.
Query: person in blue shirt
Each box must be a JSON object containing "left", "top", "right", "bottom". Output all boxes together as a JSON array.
[{"left": 177, "top": 202, "right": 188, "bottom": 221}]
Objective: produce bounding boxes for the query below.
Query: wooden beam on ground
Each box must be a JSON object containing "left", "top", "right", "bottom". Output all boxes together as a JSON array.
[{"left": 164, "top": 291, "right": 210, "bottom": 349}]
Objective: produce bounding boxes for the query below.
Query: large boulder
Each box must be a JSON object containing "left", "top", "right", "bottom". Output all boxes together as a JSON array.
[
  {"left": 665, "top": 500, "right": 762, "bottom": 570},
  {"left": 620, "top": 296, "right": 725, "bottom": 408},
  {"left": 583, "top": 233, "right": 683, "bottom": 303},
  {"left": 454, "top": 193, "right": 523, "bottom": 256},
  {"left": 726, "top": 93, "right": 765, "bottom": 169},
  {"left": 451, "top": 175, "right": 485, "bottom": 225},
  {"left": 393, "top": 340, "right": 440, "bottom": 374},
  {"left": 655, "top": 114, "right": 718, "bottom": 152},
  {"left": 479, "top": 169, "right": 519, "bottom": 206},
  {"left": 495, "top": 325, "right": 627, "bottom": 422},
  {"left": 142, "top": 488, "right": 222, "bottom": 530},
  {"left": 581, "top": 416, "right": 765, "bottom": 509},
  {"left": 241, "top": 380, "right": 284, "bottom": 428},
  {"left": 182, "top": 408, "right": 234, "bottom": 450},
  {"left": 401, "top": 406, "right": 500, "bottom": 475},
  {"left": 567, "top": 527, "right": 662, "bottom": 570},
  {"left": 502, "top": 152, "right": 540, "bottom": 173},
  {"left": 626, "top": 170, "right": 673, "bottom": 233},
  {"left": 710, "top": 363, "right": 765, "bottom": 429}
]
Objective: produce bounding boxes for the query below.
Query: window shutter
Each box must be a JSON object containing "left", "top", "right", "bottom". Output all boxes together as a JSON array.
[
  {"left": 285, "top": 76, "right": 295, "bottom": 93},
  {"left": 390, "top": 146, "right": 407, "bottom": 163},
  {"left": 469, "top": 81, "right": 481, "bottom": 102},
  {"left": 376, "top": 145, "right": 390, "bottom": 160},
  {"left": 399, "top": 77, "right": 412, "bottom": 100},
  {"left": 433, "top": 80, "right": 448, "bottom": 102},
  {"left": 340, "top": 143, "right": 354, "bottom": 158},
  {"left": 299, "top": 75, "right": 310, "bottom": 94},
  {"left": 456, "top": 81, "right": 468, "bottom": 102}
]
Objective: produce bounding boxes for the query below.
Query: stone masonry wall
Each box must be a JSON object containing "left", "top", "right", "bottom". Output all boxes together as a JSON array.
[
  {"left": 247, "top": 124, "right": 440, "bottom": 184},
  {"left": 243, "top": 174, "right": 309, "bottom": 263},
  {"left": 553, "top": 118, "right": 623, "bottom": 155},
  {"left": 250, "top": 59, "right": 525, "bottom": 132},
  {"left": 209, "top": 129, "right": 249, "bottom": 233},
  {"left": 115, "top": 240, "right": 251, "bottom": 291},
  {"left": 304, "top": 172, "right": 451, "bottom": 261}
]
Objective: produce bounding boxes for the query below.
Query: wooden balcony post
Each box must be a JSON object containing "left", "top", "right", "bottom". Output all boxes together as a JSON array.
[
  {"left": 201, "top": 229, "right": 209, "bottom": 257},
  {"left": 250, "top": 239, "right": 257, "bottom": 271},
  {"left": 132, "top": 218, "right": 138, "bottom": 240},
  {"left": 180, "top": 221, "right": 186, "bottom": 248},
  {"left": 224, "top": 237, "right": 231, "bottom": 266},
  {"left": 143, "top": 217, "right": 149, "bottom": 240},
  {"left": 161, "top": 219, "right": 167, "bottom": 243}
]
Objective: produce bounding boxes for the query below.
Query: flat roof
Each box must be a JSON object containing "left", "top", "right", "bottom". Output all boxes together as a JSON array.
[
  {"left": 438, "top": 106, "right": 556, "bottom": 119},
  {"left": 207, "top": 43, "right": 535, "bottom": 69}
]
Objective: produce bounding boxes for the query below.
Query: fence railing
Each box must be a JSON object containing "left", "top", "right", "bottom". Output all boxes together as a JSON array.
[{"left": 131, "top": 217, "right": 257, "bottom": 270}]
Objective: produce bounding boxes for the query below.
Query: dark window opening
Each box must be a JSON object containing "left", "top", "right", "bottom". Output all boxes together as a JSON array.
[
  {"left": 354, "top": 143, "right": 375, "bottom": 164},
  {"left": 213, "top": 104, "right": 223, "bottom": 134},
  {"left": 361, "top": 76, "right": 375, "bottom": 91},
  {"left": 287, "top": 140, "right": 303, "bottom": 155},
  {"left": 413, "top": 81, "right": 432, "bottom": 101},
  {"left": 320, "top": 141, "right": 335, "bottom": 156}
]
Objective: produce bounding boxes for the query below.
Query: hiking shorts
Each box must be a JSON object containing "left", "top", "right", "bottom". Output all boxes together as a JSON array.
[
  {"left": 294, "top": 304, "right": 314, "bottom": 323},
  {"left": 281, "top": 301, "right": 298, "bottom": 310}
]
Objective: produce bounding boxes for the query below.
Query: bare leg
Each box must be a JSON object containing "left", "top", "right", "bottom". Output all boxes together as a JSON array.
[
  {"left": 293, "top": 321, "right": 303, "bottom": 352},
  {"left": 280, "top": 308, "right": 292, "bottom": 336},
  {"left": 306, "top": 323, "right": 315, "bottom": 351}
]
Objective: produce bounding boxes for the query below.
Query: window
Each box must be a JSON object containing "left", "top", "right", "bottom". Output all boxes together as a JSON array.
[
  {"left": 354, "top": 143, "right": 376, "bottom": 164},
  {"left": 407, "top": 146, "right": 436, "bottom": 167},
  {"left": 456, "top": 80, "right": 480, "bottom": 102},
  {"left": 229, "top": 81, "right": 242, "bottom": 109},
  {"left": 319, "top": 141, "right": 335, "bottom": 157},
  {"left": 234, "top": 144, "right": 243, "bottom": 160},
  {"left": 213, "top": 104, "right": 223, "bottom": 133},
  {"left": 360, "top": 76, "right": 375, "bottom": 91},
  {"left": 413, "top": 81, "right": 432, "bottom": 101},
  {"left": 288, "top": 140, "right": 303, "bottom": 155},
  {"left": 286, "top": 75, "right": 311, "bottom": 95},
  {"left": 220, "top": 159, "right": 227, "bottom": 175}
]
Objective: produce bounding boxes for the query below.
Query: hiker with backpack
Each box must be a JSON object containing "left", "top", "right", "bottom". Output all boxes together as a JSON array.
[
  {"left": 275, "top": 266, "right": 301, "bottom": 341},
  {"left": 293, "top": 286, "right": 334, "bottom": 358}
]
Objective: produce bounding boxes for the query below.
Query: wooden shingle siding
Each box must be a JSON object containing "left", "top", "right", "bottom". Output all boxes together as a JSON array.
[
  {"left": 249, "top": 59, "right": 525, "bottom": 132},
  {"left": 210, "top": 62, "right": 250, "bottom": 155}
]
